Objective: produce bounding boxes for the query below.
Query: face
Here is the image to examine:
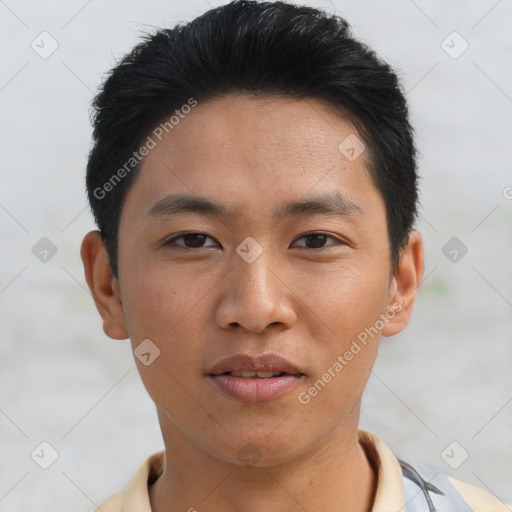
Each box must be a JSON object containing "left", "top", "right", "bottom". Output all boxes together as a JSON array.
[{"left": 82, "top": 94, "right": 423, "bottom": 466}]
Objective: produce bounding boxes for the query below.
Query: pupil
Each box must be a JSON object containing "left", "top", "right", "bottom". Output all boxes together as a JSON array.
[
  {"left": 306, "top": 234, "right": 327, "bottom": 248},
  {"left": 185, "top": 233, "right": 206, "bottom": 248}
]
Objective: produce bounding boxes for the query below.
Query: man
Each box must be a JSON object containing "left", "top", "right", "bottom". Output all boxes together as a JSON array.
[{"left": 80, "top": 1, "right": 508, "bottom": 510}]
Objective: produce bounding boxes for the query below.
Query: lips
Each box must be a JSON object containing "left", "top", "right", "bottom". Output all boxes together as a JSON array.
[
  {"left": 208, "top": 353, "right": 304, "bottom": 377},
  {"left": 228, "top": 370, "right": 286, "bottom": 378},
  {"left": 207, "top": 353, "right": 305, "bottom": 403}
]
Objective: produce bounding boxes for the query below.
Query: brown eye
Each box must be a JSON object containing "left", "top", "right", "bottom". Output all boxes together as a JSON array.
[
  {"left": 292, "top": 232, "right": 341, "bottom": 249},
  {"left": 166, "top": 232, "right": 218, "bottom": 249}
]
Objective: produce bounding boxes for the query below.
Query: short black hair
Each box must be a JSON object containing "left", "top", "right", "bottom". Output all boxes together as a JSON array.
[{"left": 86, "top": 0, "right": 419, "bottom": 279}]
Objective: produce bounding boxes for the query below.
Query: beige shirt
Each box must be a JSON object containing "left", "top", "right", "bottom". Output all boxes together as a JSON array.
[{"left": 95, "top": 430, "right": 509, "bottom": 512}]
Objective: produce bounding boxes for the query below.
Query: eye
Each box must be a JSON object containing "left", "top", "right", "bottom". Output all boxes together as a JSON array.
[
  {"left": 165, "top": 232, "right": 218, "bottom": 249},
  {"left": 292, "top": 232, "right": 343, "bottom": 249},
  {"left": 163, "top": 231, "right": 344, "bottom": 251}
]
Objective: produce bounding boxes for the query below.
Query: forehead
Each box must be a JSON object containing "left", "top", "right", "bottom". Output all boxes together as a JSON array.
[
  {"left": 149, "top": 94, "right": 358, "bottom": 156},
  {"left": 122, "top": 94, "right": 383, "bottom": 222}
]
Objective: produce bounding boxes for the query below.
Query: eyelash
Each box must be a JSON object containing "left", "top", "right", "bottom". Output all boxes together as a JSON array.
[{"left": 163, "top": 231, "right": 345, "bottom": 251}]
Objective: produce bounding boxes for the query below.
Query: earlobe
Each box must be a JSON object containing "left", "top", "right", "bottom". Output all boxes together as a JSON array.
[
  {"left": 381, "top": 230, "right": 424, "bottom": 337},
  {"left": 80, "top": 230, "right": 129, "bottom": 340}
]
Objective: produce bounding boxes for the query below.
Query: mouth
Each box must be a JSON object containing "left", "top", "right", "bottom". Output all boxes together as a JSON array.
[
  {"left": 207, "top": 354, "right": 306, "bottom": 403},
  {"left": 215, "top": 370, "right": 297, "bottom": 378}
]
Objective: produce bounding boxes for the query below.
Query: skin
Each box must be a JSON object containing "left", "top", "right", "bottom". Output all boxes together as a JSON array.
[{"left": 81, "top": 95, "right": 424, "bottom": 512}]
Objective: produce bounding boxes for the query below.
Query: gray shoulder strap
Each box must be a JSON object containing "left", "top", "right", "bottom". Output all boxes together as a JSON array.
[{"left": 399, "top": 459, "right": 473, "bottom": 512}]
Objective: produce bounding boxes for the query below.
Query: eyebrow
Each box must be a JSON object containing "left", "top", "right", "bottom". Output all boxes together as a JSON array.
[{"left": 147, "top": 192, "right": 363, "bottom": 221}]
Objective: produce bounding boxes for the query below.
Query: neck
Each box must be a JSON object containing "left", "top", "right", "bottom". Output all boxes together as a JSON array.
[{"left": 149, "top": 416, "right": 377, "bottom": 512}]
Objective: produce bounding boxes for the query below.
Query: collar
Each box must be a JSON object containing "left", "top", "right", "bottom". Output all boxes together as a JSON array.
[{"left": 119, "top": 429, "right": 405, "bottom": 512}]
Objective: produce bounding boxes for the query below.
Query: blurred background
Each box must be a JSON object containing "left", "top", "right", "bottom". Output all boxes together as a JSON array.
[{"left": 0, "top": 0, "right": 511, "bottom": 509}]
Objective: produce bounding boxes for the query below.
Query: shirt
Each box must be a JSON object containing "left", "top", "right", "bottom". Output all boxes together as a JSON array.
[{"left": 95, "top": 429, "right": 509, "bottom": 512}]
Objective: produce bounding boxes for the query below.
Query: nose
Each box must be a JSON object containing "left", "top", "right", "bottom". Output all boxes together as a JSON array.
[{"left": 214, "top": 246, "right": 297, "bottom": 333}]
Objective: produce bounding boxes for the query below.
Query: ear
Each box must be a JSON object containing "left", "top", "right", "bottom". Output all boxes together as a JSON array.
[
  {"left": 80, "top": 230, "right": 129, "bottom": 340},
  {"left": 381, "top": 230, "right": 424, "bottom": 337}
]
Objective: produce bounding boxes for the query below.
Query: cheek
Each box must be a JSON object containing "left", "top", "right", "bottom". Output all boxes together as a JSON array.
[
  {"left": 293, "top": 262, "right": 388, "bottom": 393},
  {"left": 291, "top": 260, "right": 390, "bottom": 335},
  {"left": 120, "top": 265, "right": 208, "bottom": 342},
  {"left": 124, "top": 264, "right": 220, "bottom": 358},
  {"left": 124, "top": 272, "right": 209, "bottom": 411}
]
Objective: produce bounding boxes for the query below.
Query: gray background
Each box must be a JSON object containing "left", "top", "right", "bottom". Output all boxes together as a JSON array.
[{"left": 0, "top": 0, "right": 511, "bottom": 510}]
